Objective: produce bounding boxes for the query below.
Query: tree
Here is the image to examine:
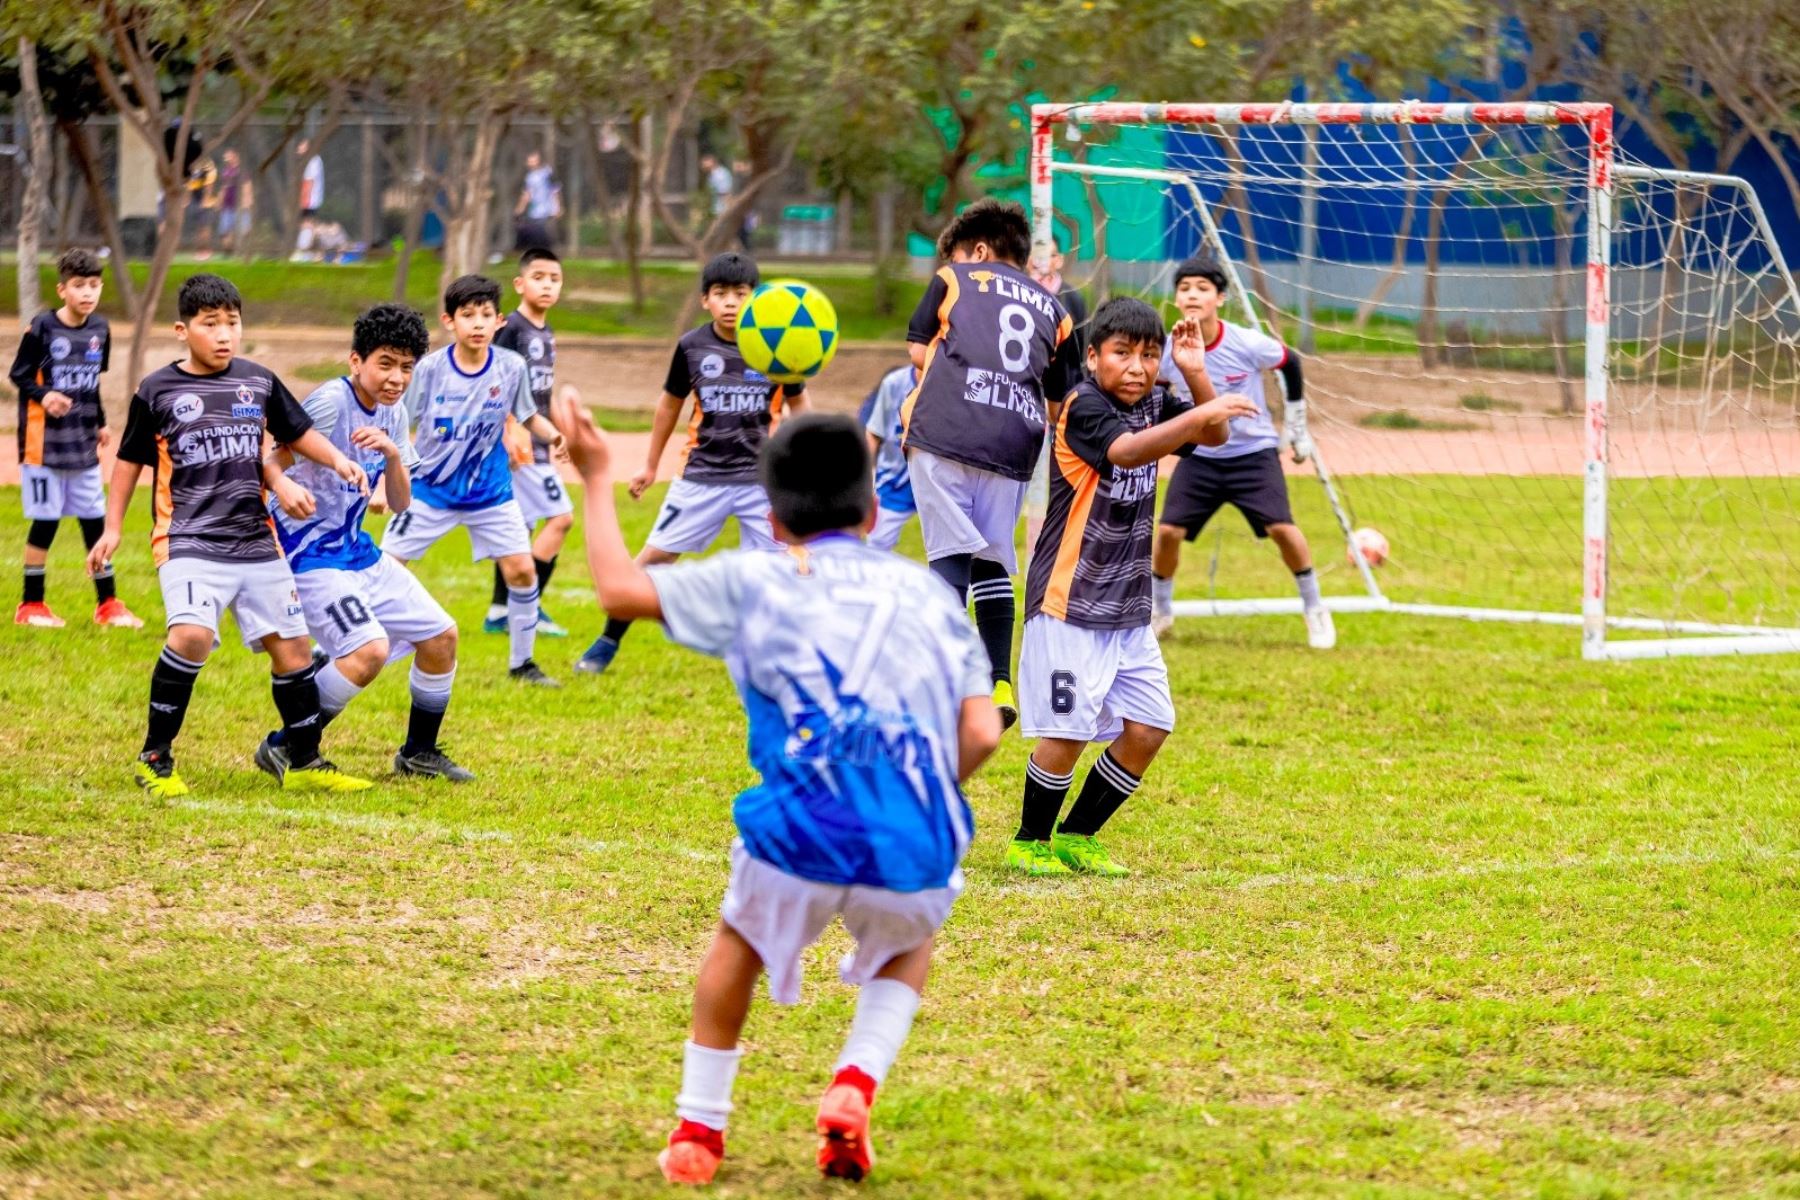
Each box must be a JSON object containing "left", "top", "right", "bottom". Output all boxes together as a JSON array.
[{"left": 14, "top": 37, "right": 52, "bottom": 329}]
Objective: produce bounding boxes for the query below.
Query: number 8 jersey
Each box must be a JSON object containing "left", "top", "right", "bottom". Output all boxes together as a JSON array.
[{"left": 901, "top": 261, "right": 1079, "bottom": 482}]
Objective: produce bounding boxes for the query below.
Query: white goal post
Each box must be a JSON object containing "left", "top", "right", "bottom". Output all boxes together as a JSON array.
[{"left": 1028, "top": 101, "right": 1800, "bottom": 660}]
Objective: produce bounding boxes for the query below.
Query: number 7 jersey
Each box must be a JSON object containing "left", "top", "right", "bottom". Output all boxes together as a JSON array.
[{"left": 901, "top": 261, "right": 1079, "bottom": 482}]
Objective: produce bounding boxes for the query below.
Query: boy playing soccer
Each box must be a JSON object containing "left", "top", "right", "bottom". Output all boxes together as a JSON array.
[
  {"left": 574, "top": 251, "right": 808, "bottom": 675},
  {"left": 1151, "top": 254, "right": 1332, "bottom": 648},
  {"left": 10, "top": 248, "right": 142, "bottom": 629},
  {"left": 86, "top": 273, "right": 375, "bottom": 798},
  {"left": 553, "top": 396, "right": 1002, "bottom": 1185},
  {"left": 901, "top": 198, "right": 1082, "bottom": 727},
  {"left": 380, "top": 274, "right": 567, "bottom": 687},
  {"left": 261, "top": 303, "right": 472, "bottom": 782},
  {"left": 1010, "top": 298, "right": 1254, "bottom": 877},
  {"left": 484, "top": 247, "right": 577, "bottom": 640},
  {"left": 859, "top": 363, "right": 917, "bottom": 552}
]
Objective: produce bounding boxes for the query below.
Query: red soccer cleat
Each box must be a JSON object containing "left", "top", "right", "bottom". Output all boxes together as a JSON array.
[
  {"left": 94, "top": 597, "right": 146, "bottom": 629},
  {"left": 657, "top": 1119, "right": 725, "bottom": 1185},
  {"left": 816, "top": 1066, "right": 878, "bottom": 1182},
  {"left": 14, "top": 601, "right": 64, "bottom": 628}
]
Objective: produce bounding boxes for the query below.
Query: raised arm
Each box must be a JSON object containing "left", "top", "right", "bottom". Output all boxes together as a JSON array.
[{"left": 555, "top": 392, "right": 664, "bottom": 620}]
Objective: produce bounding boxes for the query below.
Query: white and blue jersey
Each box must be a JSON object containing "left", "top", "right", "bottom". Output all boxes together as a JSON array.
[
  {"left": 860, "top": 365, "right": 916, "bottom": 515},
  {"left": 650, "top": 536, "right": 990, "bottom": 893},
  {"left": 272, "top": 377, "right": 420, "bottom": 573},
  {"left": 402, "top": 344, "right": 537, "bottom": 510}
]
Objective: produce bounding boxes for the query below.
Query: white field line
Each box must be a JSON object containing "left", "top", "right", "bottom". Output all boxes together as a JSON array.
[{"left": 168, "top": 797, "right": 1790, "bottom": 891}]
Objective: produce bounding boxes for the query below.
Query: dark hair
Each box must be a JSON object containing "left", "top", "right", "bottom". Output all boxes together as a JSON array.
[
  {"left": 701, "top": 251, "right": 759, "bottom": 293},
  {"left": 1172, "top": 254, "right": 1229, "bottom": 296},
  {"left": 352, "top": 303, "right": 431, "bottom": 361},
  {"left": 57, "top": 248, "right": 104, "bottom": 282},
  {"left": 518, "top": 246, "right": 560, "bottom": 272},
  {"left": 177, "top": 273, "right": 243, "bottom": 321},
  {"left": 1087, "top": 297, "right": 1166, "bottom": 351},
  {"left": 935, "top": 197, "right": 1032, "bottom": 266},
  {"left": 443, "top": 274, "right": 502, "bottom": 316},
  {"left": 759, "top": 413, "right": 873, "bottom": 538}
]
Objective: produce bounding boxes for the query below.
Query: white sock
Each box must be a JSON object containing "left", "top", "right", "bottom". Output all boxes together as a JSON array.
[
  {"left": 486, "top": 603, "right": 506, "bottom": 620},
  {"left": 832, "top": 978, "right": 922, "bottom": 1086},
  {"left": 408, "top": 664, "right": 455, "bottom": 710},
  {"left": 675, "top": 1041, "right": 742, "bottom": 1131},
  {"left": 1294, "top": 567, "right": 1322, "bottom": 610},
  {"left": 316, "top": 661, "right": 364, "bottom": 718},
  {"left": 1153, "top": 575, "right": 1175, "bottom": 607},
  {"left": 507, "top": 585, "right": 539, "bottom": 669}
]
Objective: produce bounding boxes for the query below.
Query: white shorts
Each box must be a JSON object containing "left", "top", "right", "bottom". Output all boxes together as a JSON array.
[
  {"left": 380, "top": 498, "right": 532, "bottom": 563},
  {"left": 159, "top": 556, "right": 308, "bottom": 651},
  {"left": 22, "top": 464, "right": 105, "bottom": 521},
  {"left": 294, "top": 554, "right": 455, "bottom": 662},
  {"left": 1018, "top": 615, "right": 1176, "bottom": 742},
  {"left": 868, "top": 505, "right": 916, "bottom": 553},
  {"left": 720, "top": 841, "right": 960, "bottom": 1006},
  {"left": 512, "top": 462, "right": 574, "bottom": 524},
  {"left": 648, "top": 478, "right": 781, "bottom": 555},
  {"left": 908, "top": 449, "right": 1025, "bottom": 573}
]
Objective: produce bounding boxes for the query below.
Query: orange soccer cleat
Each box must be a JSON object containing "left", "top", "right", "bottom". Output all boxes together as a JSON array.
[
  {"left": 657, "top": 1119, "right": 725, "bottom": 1186},
  {"left": 94, "top": 597, "right": 146, "bottom": 629},
  {"left": 815, "top": 1066, "right": 878, "bottom": 1182},
  {"left": 14, "top": 601, "right": 65, "bottom": 628}
]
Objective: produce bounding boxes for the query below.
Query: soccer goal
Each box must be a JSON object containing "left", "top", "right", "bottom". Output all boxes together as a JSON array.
[{"left": 1029, "top": 101, "right": 1800, "bottom": 659}]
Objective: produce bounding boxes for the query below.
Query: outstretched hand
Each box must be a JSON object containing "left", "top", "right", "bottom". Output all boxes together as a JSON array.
[
  {"left": 551, "top": 392, "right": 610, "bottom": 482},
  {"left": 1169, "top": 317, "right": 1208, "bottom": 377}
]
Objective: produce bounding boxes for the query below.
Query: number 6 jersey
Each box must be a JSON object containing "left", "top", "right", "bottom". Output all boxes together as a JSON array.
[{"left": 901, "top": 261, "right": 1079, "bottom": 482}]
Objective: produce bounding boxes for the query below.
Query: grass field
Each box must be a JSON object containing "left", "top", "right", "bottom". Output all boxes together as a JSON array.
[{"left": 3, "top": 480, "right": 1799, "bottom": 1197}]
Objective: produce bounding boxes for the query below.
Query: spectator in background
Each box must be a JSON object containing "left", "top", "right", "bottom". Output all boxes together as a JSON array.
[
  {"left": 731, "top": 158, "right": 757, "bottom": 252},
  {"left": 216, "top": 149, "right": 253, "bottom": 258},
  {"left": 295, "top": 138, "right": 325, "bottom": 257},
  {"left": 514, "top": 150, "right": 562, "bottom": 251},
  {"left": 700, "top": 153, "right": 734, "bottom": 227},
  {"left": 1032, "top": 227, "right": 1091, "bottom": 361}
]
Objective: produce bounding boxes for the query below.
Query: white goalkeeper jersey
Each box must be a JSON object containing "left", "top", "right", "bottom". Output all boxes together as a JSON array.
[{"left": 1160, "top": 319, "right": 1288, "bottom": 459}]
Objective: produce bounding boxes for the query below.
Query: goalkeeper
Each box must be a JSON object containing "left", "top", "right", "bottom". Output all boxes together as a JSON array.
[{"left": 1150, "top": 254, "right": 1334, "bottom": 650}]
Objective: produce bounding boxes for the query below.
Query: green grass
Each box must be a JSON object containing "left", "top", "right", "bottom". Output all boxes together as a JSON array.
[
  {"left": 27, "top": 256, "right": 927, "bottom": 342},
  {"left": 3, "top": 479, "right": 1800, "bottom": 1197},
  {"left": 1458, "top": 391, "right": 1523, "bottom": 413},
  {"left": 1356, "top": 410, "right": 1475, "bottom": 432}
]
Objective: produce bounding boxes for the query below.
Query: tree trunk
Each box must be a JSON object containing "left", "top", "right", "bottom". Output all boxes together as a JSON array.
[
  {"left": 60, "top": 121, "right": 139, "bottom": 313},
  {"left": 624, "top": 124, "right": 646, "bottom": 312},
  {"left": 1355, "top": 129, "right": 1419, "bottom": 329},
  {"left": 439, "top": 110, "right": 507, "bottom": 294},
  {"left": 393, "top": 108, "right": 432, "bottom": 304},
  {"left": 127, "top": 179, "right": 190, "bottom": 390},
  {"left": 15, "top": 37, "right": 51, "bottom": 327}
]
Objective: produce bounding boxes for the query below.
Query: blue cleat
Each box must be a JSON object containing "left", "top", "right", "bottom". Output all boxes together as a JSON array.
[
  {"left": 482, "top": 609, "right": 508, "bottom": 635},
  {"left": 575, "top": 635, "right": 619, "bottom": 676}
]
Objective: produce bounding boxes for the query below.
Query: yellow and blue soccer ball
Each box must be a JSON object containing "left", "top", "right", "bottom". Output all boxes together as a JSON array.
[{"left": 737, "top": 279, "right": 839, "bottom": 384}]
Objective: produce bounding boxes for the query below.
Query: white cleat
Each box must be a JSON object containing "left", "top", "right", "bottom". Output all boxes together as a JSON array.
[{"left": 1303, "top": 605, "right": 1336, "bottom": 650}]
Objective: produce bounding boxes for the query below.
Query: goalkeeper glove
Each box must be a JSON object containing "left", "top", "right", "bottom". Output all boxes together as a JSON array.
[{"left": 1283, "top": 399, "right": 1315, "bottom": 464}]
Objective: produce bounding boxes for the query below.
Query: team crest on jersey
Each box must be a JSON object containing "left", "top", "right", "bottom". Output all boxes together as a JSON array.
[
  {"left": 172, "top": 393, "right": 204, "bottom": 423},
  {"left": 85, "top": 336, "right": 103, "bottom": 361},
  {"left": 232, "top": 383, "right": 261, "bottom": 418},
  {"left": 1222, "top": 371, "right": 1249, "bottom": 386},
  {"left": 969, "top": 270, "right": 996, "bottom": 292},
  {"left": 489, "top": 384, "right": 501, "bottom": 398},
  {"left": 700, "top": 353, "right": 725, "bottom": 379},
  {"left": 528, "top": 337, "right": 544, "bottom": 360},
  {"left": 49, "top": 336, "right": 71, "bottom": 359},
  {"left": 744, "top": 368, "right": 767, "bottom": 383}
]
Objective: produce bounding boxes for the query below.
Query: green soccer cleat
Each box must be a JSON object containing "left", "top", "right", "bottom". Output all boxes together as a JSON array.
[
  {"left": 536, "top": 608, "right": 568, "bottom": 638},
  {"left": 283, "top": 757, "right": 374, "bottom": 793},
  {"left": 134, "top": 749, "right": 190, "bottom": 800},
  {"left": 1052, "top": 832, "right": 1131, "bottom": 877},
  {"left": 992, "top": 679, "right": 1018, "bottom": 731},
  {"left": 1003, "top": 838, "right": 1072, "bottom": 877}
]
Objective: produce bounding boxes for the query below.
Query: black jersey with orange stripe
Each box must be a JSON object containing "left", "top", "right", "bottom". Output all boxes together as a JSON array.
[
  {"left": 901, "top": 261, "right": 1079, "bottom": 482},
  {"left": 1025, "top": 377, "right": 1195, "bottom": 630},
  {"left": 663, "top": 322, "right": 804, "bottom": 485},
  {"left": 117, "top": 358, "right": 311, "bottom": 567},
  {"left": 9, "top": 310, "right": 109, "bottom": 469}
]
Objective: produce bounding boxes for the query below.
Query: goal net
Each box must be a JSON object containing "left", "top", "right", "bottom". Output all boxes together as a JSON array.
[{"left": 1029, "top": 102, "right": 1800, "bottom": 659}]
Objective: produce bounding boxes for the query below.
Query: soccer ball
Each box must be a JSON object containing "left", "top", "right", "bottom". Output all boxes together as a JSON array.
[
  {"left": 1347, "top": 527, "right": 1389, "bottom": 567},
  {"left": 737, "top": 279, "right": 839, "bottom": 384}
]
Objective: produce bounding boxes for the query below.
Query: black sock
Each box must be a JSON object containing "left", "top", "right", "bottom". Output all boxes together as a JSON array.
[
  {"left": 1058, "top": 750, "right": 1143, "bottom": 837},
  {"left": 535, "top": 555, "right": 557, "bottom": 595},
  {"left": 928, "top": 553, "right": 974, "bottom": 605},
  {"left": 22, "top": 566, "right": 46, "bottom": 604},
  {"left": 271, "top": 661, "right": 325, "bottom": 766},
  {"left": 491, "top": 564, "right": 509, "bottom": 608},
  {"left": 1017, "top": 758, "right": 1075, "bottom": 842},
  {"left": 602, "top": 615, "right": 632, "bottom": 644},
  {"left": 145, "top": 647, "right": 203, "bottom": 753},
  {"left": 969, "top": 559, "right": 1014, "bottom": 685},
  {"left": 79, "top": 518, "right": 115, "bottom": 602},
  {"left": 403, "top": 702, "right": 447, "bottom": 757}
]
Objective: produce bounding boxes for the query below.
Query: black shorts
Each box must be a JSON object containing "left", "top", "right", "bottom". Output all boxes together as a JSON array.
[{"left": 1160, "top": 448, "right": 1294, "bottom": 540}]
